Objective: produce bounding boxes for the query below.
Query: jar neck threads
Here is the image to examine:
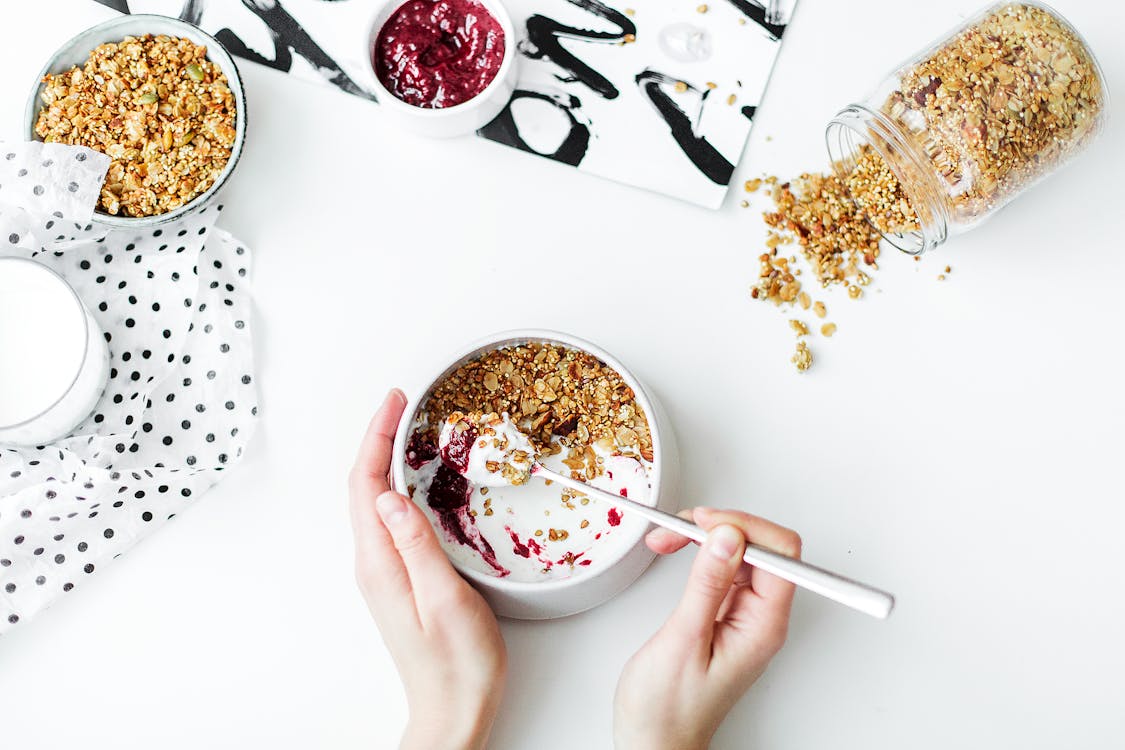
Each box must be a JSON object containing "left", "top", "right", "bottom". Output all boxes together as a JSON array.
[{"left": 826, "top": 104, "right": 950, "bottom": 255}]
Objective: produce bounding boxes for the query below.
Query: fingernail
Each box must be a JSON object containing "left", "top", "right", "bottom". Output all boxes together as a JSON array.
[
  {"left": 707, "top": 525, "right": 743, "bottom": 561},
  {"left": 376, "top": 492, "right": 408, "bottom": 526},
  {"left": 385, "top": 388, "right": 407, "bottom": 408}
]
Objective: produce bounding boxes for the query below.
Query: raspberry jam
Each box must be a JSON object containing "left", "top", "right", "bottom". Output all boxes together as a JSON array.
[
  {"left": 427, "top": 463, "right": 506, "bottom": 575},
  {"left": 439, "top": 422, "right": 477, "bottom": 475},
  {"left": 374, "top": 0, "right": 505, "bottom": 109},
  {"left": 405, "top": 433, "right": 438, "bottom": 470}
]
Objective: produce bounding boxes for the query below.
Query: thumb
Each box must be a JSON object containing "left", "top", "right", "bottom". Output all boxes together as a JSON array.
[
  {"left": 375, "top": 492, "right": 464, "bottom": 611},
  {"left": 666, "top": 524, "right": 746, "bottom": 647}
]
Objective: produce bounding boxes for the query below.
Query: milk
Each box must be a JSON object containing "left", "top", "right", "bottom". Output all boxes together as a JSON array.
[{"left": 0, "top": 258, "right": 109, "bottom": 445}]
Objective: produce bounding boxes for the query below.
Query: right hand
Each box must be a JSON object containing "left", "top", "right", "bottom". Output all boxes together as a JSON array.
[{"left": 614, "top": 508, "right": 801, "bottom": 750}]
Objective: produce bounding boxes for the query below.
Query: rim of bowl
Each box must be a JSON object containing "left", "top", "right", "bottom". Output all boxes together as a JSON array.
[
  {"left": 392, "top": 328, "right": 664, "bottom": 593},
  {"left": 0, "top": 258, "right": 90, "bottom": 432},
  {"left": 24, "top": 14, "right": 248, "bottom": 228},
  {"left": 363, "top": 0, "right": 517, "bottom": 118}
]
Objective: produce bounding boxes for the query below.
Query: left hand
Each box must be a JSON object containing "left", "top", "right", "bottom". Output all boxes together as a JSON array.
[{"left": 349, "top": 388, "right": 507, "bottom": 750}]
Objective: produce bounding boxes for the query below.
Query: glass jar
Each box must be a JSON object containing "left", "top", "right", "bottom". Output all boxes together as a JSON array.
[{"left": 826, "top": 1, "right": 1108, "bottom": 254}]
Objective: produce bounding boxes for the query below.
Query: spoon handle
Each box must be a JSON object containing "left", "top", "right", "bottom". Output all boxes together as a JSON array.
[{"left": 530, "top": 464, "right": 895, "bottom": 620}]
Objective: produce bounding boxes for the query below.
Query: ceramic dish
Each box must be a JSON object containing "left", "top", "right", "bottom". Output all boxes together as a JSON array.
[
  {"left": 363, "top": 0, "right": 518, "bottom": 138},
  {"left": 392, "top": 329, "right": 679, "bottom": 620},
  {"left": 25, "top": 14, "right": 247, "bottom": 228}
]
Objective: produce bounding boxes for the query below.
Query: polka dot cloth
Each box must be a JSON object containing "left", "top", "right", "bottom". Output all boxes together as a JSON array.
[{"left": 0, "top": 141, "right": 258, "bottom": 633}]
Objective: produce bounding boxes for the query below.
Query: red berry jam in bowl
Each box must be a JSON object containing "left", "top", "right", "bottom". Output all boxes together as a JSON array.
[{"left": 374, "top": 0, "right": 506, "bottom": 109}]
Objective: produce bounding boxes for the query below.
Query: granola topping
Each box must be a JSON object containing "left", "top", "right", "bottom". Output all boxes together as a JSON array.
[
  {"left": 423, "top": 343, "right": 652, "bottom": 462},
  {"left": 34, "top": 35, "right": 237, "bottom": 218}
]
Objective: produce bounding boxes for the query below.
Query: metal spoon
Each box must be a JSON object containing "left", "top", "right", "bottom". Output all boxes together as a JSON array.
[{"left": 529, "top": 462, "right": 896, "bottom": 620}]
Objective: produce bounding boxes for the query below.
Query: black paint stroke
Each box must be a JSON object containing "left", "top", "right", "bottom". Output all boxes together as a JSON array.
[
  {"left": 179, "top": 0, "right": 204, "bottom": 25},
  {"left": 215, "top": 0, "right": 375, "bottom": 101},
  {"left": 634, "top": 71, "right": 733, "bottom": 186},
  {"left": 95, "top": 0, "right": 376, "bottom": 101},
  {"left": 724, "top": 0, "right": 787, "bottom": 41},
  {"left": 478, "top": 90, "right": 591, "bottom": 167},
  {"left": 518, "top": 0, "right": 636, "bottom": 100}
]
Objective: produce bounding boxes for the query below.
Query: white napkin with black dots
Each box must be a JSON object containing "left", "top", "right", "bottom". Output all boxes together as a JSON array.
[{"left": 0, "top": 141, "right": 259, "bottom": 633}]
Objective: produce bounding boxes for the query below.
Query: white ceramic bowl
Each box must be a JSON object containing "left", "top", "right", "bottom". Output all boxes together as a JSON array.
[
  {"left": 363, "top": 0, "right": 518, "bottom": 138},
  {"left": 25, "top": 14, "right": 248, "bottom": 228},
  {"left": 392, "top": 329, "right": 680, "bottom": 620}
]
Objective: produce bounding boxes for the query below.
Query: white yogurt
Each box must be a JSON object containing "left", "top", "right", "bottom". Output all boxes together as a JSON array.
[
  {"left": 438, "top": 412, "right": 534, "bottom": 486},
  {"left": 406, "top": 414, "right": 654, "bottom": 583},
  {"left": 0, "top": 258, "right": 109, "bottom": 445}
]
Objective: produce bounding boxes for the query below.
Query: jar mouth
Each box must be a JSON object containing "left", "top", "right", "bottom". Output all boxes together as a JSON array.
[{"left": 825, "top": 105, "right": 947, "bottom": 256}]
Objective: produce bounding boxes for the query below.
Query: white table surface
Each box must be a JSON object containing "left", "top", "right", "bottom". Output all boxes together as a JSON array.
[{"left": 2, "top": 1, "right": 1124, "bottom": 747}]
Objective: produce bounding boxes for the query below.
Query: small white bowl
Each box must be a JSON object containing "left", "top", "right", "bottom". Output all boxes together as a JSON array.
[
  {"left": 392, "top": 329, "right": 680, "bottom": 620},
  {"left": 25, "top": 14, "right": 248, "bottom": 228},
  {"left": 363, "top": 0, "right": 518, "bottom": 138}
]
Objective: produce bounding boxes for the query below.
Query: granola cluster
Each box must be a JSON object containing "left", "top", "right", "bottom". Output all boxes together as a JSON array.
[
  {"left": 881, "top": 2, "right": 1104, "bottom": 219},
  {"left": 34, "top": 35, "right": 237, "bottom": 217},
  {"left": 423, "top": 343, "right": 653, "bottom": 464}
]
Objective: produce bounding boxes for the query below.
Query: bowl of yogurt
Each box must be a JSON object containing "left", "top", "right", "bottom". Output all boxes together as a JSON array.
[
  {"left": 392, "top": 330, "right": 679, "bottom": 619},
  {"left": 363, "top": 0, "right": 518, "bottom": 138}
]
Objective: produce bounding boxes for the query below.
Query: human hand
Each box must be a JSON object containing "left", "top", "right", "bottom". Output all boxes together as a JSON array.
[
  {"left": 614, "top": 508, "right": 801, "bottom": 750},
  {"left": 349, "top": 389, "right": 507, "bottom": 750}
]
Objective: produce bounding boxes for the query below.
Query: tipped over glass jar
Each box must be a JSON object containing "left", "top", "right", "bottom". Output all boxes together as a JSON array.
[{"left": 826, "top": 1, "right": 1108, "bottom": 254}]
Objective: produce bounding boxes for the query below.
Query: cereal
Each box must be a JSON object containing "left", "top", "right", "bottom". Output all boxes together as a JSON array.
[
  {"left": 791, "top": 341, "right": 812, "bottom": 373},
  {"left": 423, "top": 343, "right": 653, "bottom": 463},
  {"left": 844, "top": 145, "right": 920, "bottom": 235},
  {"left": 752, "top": 146, "right": 920, "bottom": 370},
  {"left": 34, "top": 35, "right": 237, "bottom": 217},
  {"left": 761, "top": 169, "right": 882, "bottom": 290}
]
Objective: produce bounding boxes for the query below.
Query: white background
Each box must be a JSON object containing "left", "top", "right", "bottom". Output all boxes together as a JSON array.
[{"left": 2, "top": 1, "right": 1124, "bottom": 748}]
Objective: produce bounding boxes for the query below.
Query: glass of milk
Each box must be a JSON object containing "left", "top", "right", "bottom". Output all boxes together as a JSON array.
[{"left": 0, "top": 258, "right": 109, "bottom": 446}]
